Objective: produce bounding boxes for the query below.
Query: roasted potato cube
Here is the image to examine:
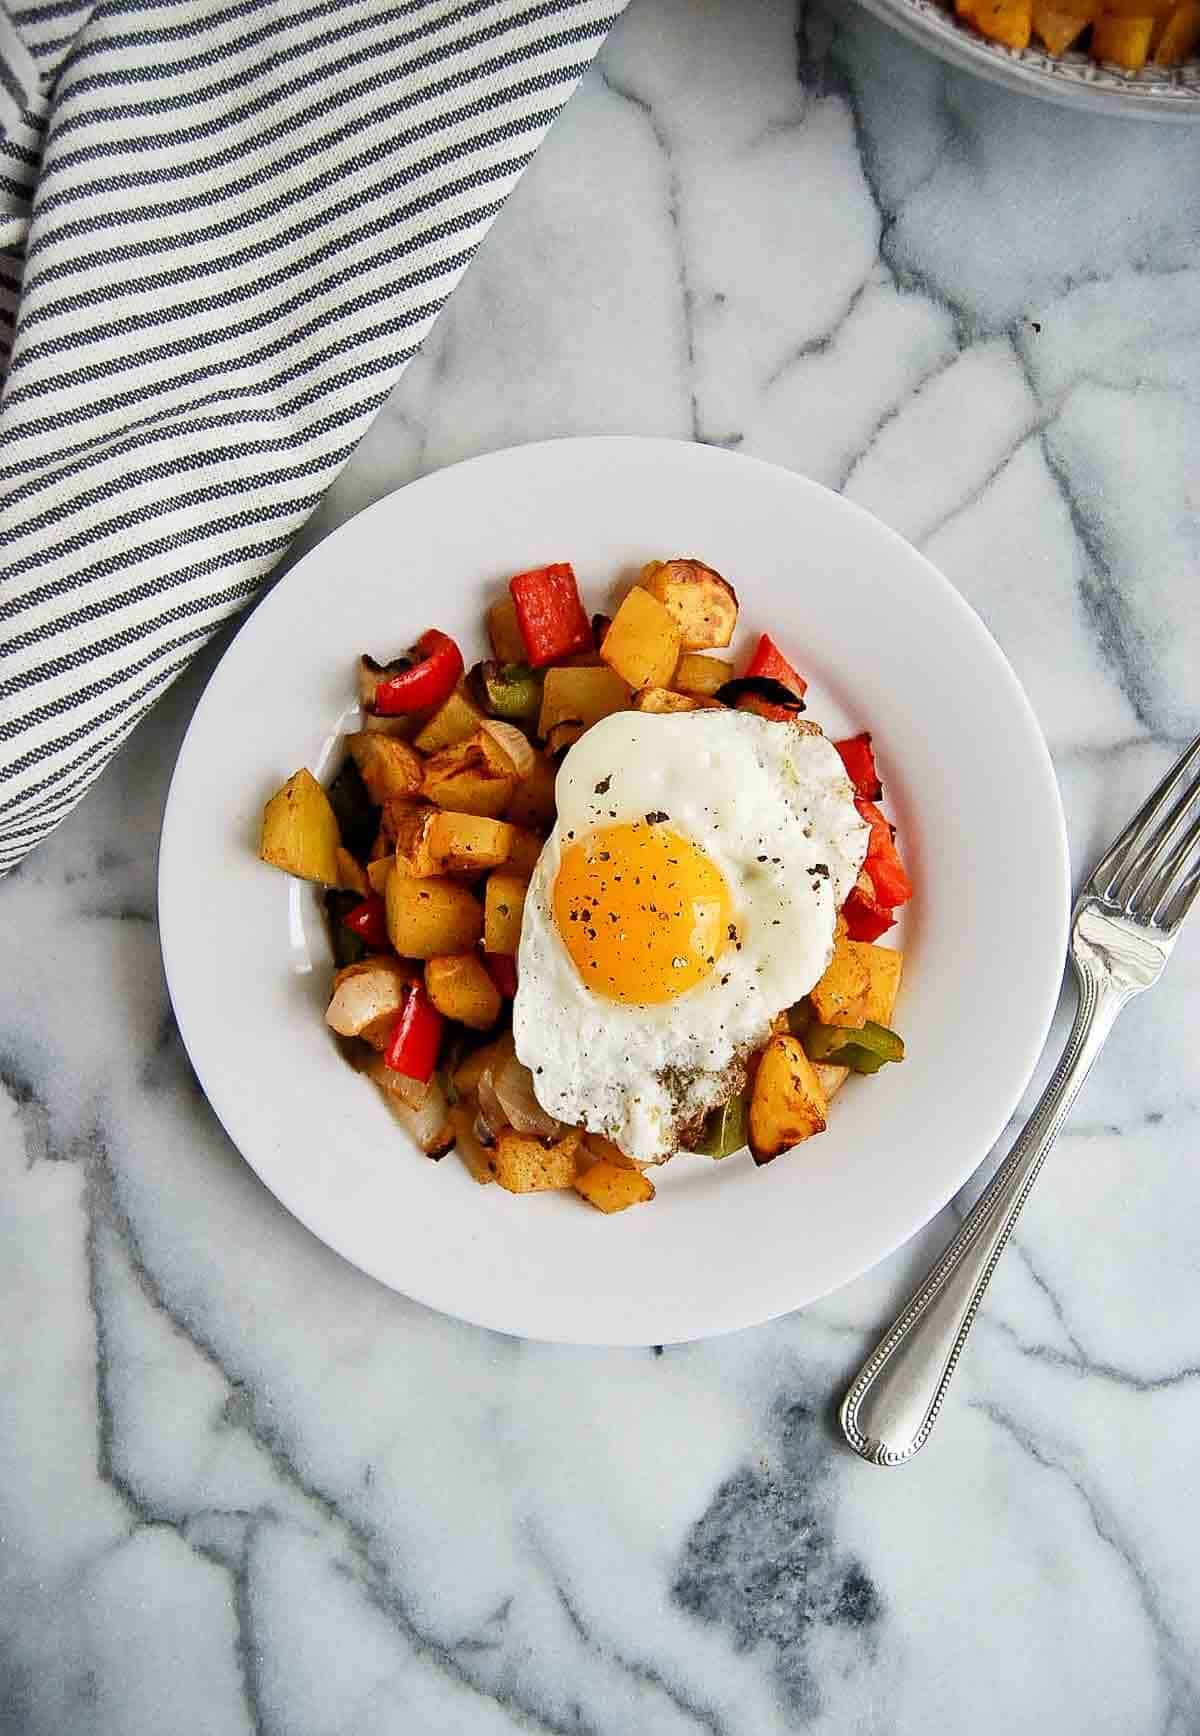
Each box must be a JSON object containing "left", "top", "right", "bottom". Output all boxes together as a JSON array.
[
  {"left": 639, "top": 558, "right": 738, "bottom": 650},
  {"left": 414, "top": 685, "right": 486, "bottom": 756},
  {"left": 546, "top": 721, "right": 586, "bottom": 757},
  {"left": 391, "top": 806, "right": 439, "bottom": 877},
  {"left": 366, "top": 857, "right": 393, "bottom": 895},
  {"left": 855, "top": 943, "right": 904, "bottom": 1027},
  {"left": 1031, "top": 0, "right": 1089, "bottom": 52},
  {"left": 961, "top": 0, "right": 1032, "bottom": 48},
  {"left": 259, "top": 769, "right": 342, "bottom": 886},
  {"left": 813, "top": 1062, "right": 850, "bottom": 1103},
  {"left": 538, "top": 665, "right": 631, "bottom": 737},
  {"left": 631, "top": 686, "right": 720, "bottom": 714},
  {"left": 573, "top": 1158, "right": 655, "bottom": 1212},
  {"left": 810, "top": 935, "right": 871, "bottom": 1028},
  {"left": 504, "top": 826, "right": 545, "bottom": 878},
  {"left": 424, "top": 953, "right": 502, "bottom": 1030},
  {"left": 421, "top": 734, "right": 516, "bottom": 818},
  {"left": 325, "top": 957, "right": 414, "bottom": 1047},
  {"left": 484, "top": 872, "right": 528, "bottom": 955},
  {"left": 449, "top": 1105, "right": 495, "bottom": 1184},
  {"left": 749, "top": 1035, "right": 828, "bottom": 1163},
  {"left": 507, "top": 751, "right": 558, "bottom": 829},
  {"left": 675, "top": 652, "right": 734, "bottom": 697},
  {"left": 429, "top": 811, "right": 514, "bottom": 874},
  {"left": 336, "top": 845, "right": 369, "bottom": 896},
  {"left": 385, "top": 872, "right": 482, "bottom": 958},
  {"left": 1092, "top": 10, "right": 1154, "bottom": 65},
  {"left": 600, "top": 586, "right": 681, "bottom": 690},
  {"left": 1155, "top": 3, "right": 1200, "bottom": 63},
  {"left": 487, "top": 595, "right": 527, "bottom": 662},
  {"left": 583, "top": 1134, "right": 643, "bottom": 1172},
  {"left": 346, "top": 732, "right": 423, "bottom": 805},
  {"left": 491, "top": 1128, "right": 581, "bottom": 1193},
  {"left": 453, "top": 1029, "right": 515, "bottom": 1098}
]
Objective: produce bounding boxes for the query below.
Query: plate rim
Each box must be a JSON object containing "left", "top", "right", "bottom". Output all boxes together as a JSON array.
[{"left": 159, "top": 434, "right": 1071, "bottom": 1345}]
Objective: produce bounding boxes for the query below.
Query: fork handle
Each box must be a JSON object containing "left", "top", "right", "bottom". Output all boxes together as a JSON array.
[{"left": 839, "top": 956, "right": 1129, "bottom": 1467}]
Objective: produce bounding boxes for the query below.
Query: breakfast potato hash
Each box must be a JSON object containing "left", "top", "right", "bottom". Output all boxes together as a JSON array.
[
  {"left": 950, "top": 0, "right": 1199, "bottom": 70},
  {"left": 258, "top": 560, "right": 912, "bottom": 1213}
]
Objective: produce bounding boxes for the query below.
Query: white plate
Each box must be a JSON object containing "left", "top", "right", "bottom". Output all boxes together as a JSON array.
[{"left": 159, "top": 437, "right": 1069, "bottom": 1346}]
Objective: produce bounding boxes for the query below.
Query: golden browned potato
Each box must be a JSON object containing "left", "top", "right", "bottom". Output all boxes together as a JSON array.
[
  {"left": 424, "top": 953, "right": 502, "bottom": 1030},
  {"left": 1155, "top": 4, "right": 1200, "bottom": 63},
  {"left": 491, "top": 1128, "right": 581, "bottom": 1192},
  {"left": 957, "top": 0, "right": 1032, "bottom": 50},
  {"left": 346, "top": 732, "right": 423, "bottom": 804},
  {"left": 545, "top": 720, "right": 586, "bottom": 757},
  {"left": 573, "top": 1158, "right": 655, "bottom": 1212},
  {"left": 421, "top": 734, "right": 516, "bottom": 818},
  {"left": 504, "top": 826, "right": 545, "bottom": 878},
  {"left": 749, "top": 1035, "right": 828, "bottom": 1163},
  {"left": 391, "top": 806, "right": 439, "bottom": 877},
  {"left": 402, "top": 811, "right": 514, "bottom": 875},
  {"left": 1030, "top": 0, "right": 1088, "bottom": 53},
  {"left": 453, "top": 1029, "right": 515, "bottom": 1098},
  {"left": 600, "top": 586, "right": 681, "bottom": 689},
  {"left": 809, "top": 935, "right": 871, "bottom": 1028},
  {"left": 1092, "top": 10, "right": 1154, "bottom": 65},
  {"left": 507, "top": 751, "right": 558, "bottom": 829},
  {"left": 385, "top": 871, "right": 483, "bottom": 958},
  {"left": 484, "top": 871, "right": 528, "bottom": 955},
  {"left": 631, "top": 686, "right": 720, "bottom": 714},
  {"left": 449, "top": 1105, "right": 495, "bottom": 1183},
  {"left": 584, "top": 1133, "right": 643, "bottom": 1171},
  {"left": 336, "top": 846, "right": 369, "bottom": 896},
  {"left": 366, "top": 857, "right": 393, "bottom": 895},
  {"left": 537, "top": 665, "right": 630, "bottom": 737},
  {"left": 639, "top": 559, "right": 738, "bottom": 650},
  {"left": 855, "top": 943, "right": 904, "bottom": 1027},
  {"left": 674, "top": 652, "right": 734, "bottom": 697},
  {"left": 414, "top": 685, "right": 486, "bottom": 755},
  {"left": 259, "top": 769, "right": 342, "bottom": 886},
  {"left": 487, "top": 596, "right": 527, "bottom": 662}
]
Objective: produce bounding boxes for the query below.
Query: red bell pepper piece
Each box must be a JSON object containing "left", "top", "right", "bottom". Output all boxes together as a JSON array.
[
  {"left": 855, "top": 798, "right": 913, "bottom": 909},
  {"left": 342, "top": 894, "right": 389, "bottom": 952},
  {"left": 843, "top": 883, "right": 896, "bottom": 942},
  {"left": 383, "top": 985, "right": 444, "bottom": 1083},
  {"left": 744, "top": 633, "right": 807, "bottom": 699},
  {"left": 735, "top": 694, "right": 802, "bottom": 723},
  {"left": 834, "top": 733, "right": 882, "bottom": 801},
  {"left": 373, "top": 629, "right": 463, "bottom": 714},
  {"left": 509, "top": 564, "right": 592, "bottom": 667},
  {"left": 482, "top": 952, "right": 517, "bottom": 998}
]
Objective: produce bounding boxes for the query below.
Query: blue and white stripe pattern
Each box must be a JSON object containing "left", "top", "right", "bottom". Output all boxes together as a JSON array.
[{"left": 0, "top": 0, "right": 624, "bottom": 873}]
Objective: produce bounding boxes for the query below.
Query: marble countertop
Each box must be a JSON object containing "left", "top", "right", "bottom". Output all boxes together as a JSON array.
[{"left": 4, "top": 1, "right": 1200, "bottom": 1731}]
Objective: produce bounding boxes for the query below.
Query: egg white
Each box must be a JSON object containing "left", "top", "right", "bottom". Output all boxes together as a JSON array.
[{"left": 513, "top": 710, "right": 869, "bottom": 1162}]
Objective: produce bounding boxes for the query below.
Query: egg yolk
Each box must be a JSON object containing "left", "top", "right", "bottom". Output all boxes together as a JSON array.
[{"left": 553, "top": 823, "right": 735, "bottom": 1004}]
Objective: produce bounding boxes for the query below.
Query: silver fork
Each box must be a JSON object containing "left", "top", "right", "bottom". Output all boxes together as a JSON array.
[{"left": 840, "top": 735, "right": 1200, "bottom": 1467}]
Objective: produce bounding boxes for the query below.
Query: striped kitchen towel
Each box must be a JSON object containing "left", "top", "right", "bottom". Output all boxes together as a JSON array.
[{"left": 0, "top": 0, "right": 626, "bottom": 874}]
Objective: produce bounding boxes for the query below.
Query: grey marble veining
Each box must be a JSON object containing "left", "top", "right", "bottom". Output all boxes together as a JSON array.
[{"left": 3, "top": 1, "right": 1200, "bottom": 1731}]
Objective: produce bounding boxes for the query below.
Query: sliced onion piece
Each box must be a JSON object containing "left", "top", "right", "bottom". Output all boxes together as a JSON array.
[{"left": 492, "top": 1054, "right": 564, "bottom": 1140}]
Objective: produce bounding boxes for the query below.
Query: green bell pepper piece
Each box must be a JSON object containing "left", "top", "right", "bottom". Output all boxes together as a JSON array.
[
  {"left": 696, "top": 1094, "right": 750, "bottom": 1158},
  {"left": 802, "top": 1020, "right": 905, "bottom": 1072},
  {"left": 324, "top": 891, "right": 370, "bottom": 969},
  {"left": 479, "top": 661, "right": 544, "bottom": 722}
]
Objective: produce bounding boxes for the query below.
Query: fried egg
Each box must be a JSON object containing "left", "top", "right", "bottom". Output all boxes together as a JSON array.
[{"left": 512, "top": 709, "right": 869, "bottom": 1162}]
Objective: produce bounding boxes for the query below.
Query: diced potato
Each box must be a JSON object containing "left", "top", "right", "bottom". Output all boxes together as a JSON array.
[
  {"left": 346, "top": 732, "right": 423, "bottom": 804},
  {"left": 507, "top": 751, "right": 558, "bottom": 829},
  {"left": 336, "top": 846, "right": 369, "bottom": 896},
  {"left": 325, "top": 957, "right": 414, "bottom": 1047},
  {"left": 967, "top": 0, "right": 1033, "bottom": 48},
  {"left": 421, "top": 733, "right": 516, "bottom": 818},
  {"left": 424, "top": 953, "right": 502, "bottom": 1030},
  {"left": 675, "top": 652, "right": 734, "bottom": 697},
  {"left": 431, "top": 811, "right": 514, "bottom": 873},
  {"left": 385, "top": 872, "right": 483, "bottom": 958},
  {"left": 573, "top": 1158, "right": 655, "bottom": 1212},
  {"left": 259, "top": 768, "right": 341, "bottom": 886},
  {"left": 546, "top": 721, "right": 586, "bottom": 757},
  {"left": 631, "top": 686, "right": 720, "bottom": 714},
  {"left": 484, "top": 872, "right": 528, "bottom": 955},
  {"left": 391, "top": 806, "right": 439, "bottom": 877},
  {"left": 491, "top": 1128, "right": 581, "bottom": 1193},
  {"left": 504, "top": 826, "right": 545, "bottom": 877},
  {"left": 813, "top": 1062, "right": 850, "bottom": 1104},
  {"left": 453, "top": 1029, "right": 515, "bottom": 1098},
  {"left": 1092, "top": 9, "right": 1154, "bottom": 61},
  {"left": 366, "top": 857, "right": 393, "bottom": 895},
  {"left": 600, "top": 586, "right": 681, "bottom": 690},
  {"left": 487, "top": 595, "right": 527, "bottom": 662},
  {"left": 380, "top": 796, "right": 426, "bottom": 842},
  {"left": 639, "top": 558, "right": 739, "bottom": 651},
  {"left": 584, "top": 1134, "right": 642, "bottom": 1171},
  {"left": 748, "top": 1035, "right": 828, "bottom": 1163},
  {"left": 1155, "top": 3, "right": 1200, "bottom": 62},
  {"left": 1031, "top": 0, "right": 1091, "bottom": 51},
  {"left": 854, "top": 943, "right": 904, "bottom": 1027},
  {"left": 414, "top": 685, "right": 485, "bottom": 755},
  {"left": 449, "top": 1105, "right": 495, "bottom": 1184},
  {"left": 810, "top": 935, "right": 871, "bottom": 1028},
  {"left": 538, "top": 665, "right": 631, "bottom": 737}
]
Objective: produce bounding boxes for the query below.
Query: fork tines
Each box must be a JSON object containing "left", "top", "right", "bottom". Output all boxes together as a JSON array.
[{"left": 1089, "top": 735, "right": 1200, "bottom": 933}]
